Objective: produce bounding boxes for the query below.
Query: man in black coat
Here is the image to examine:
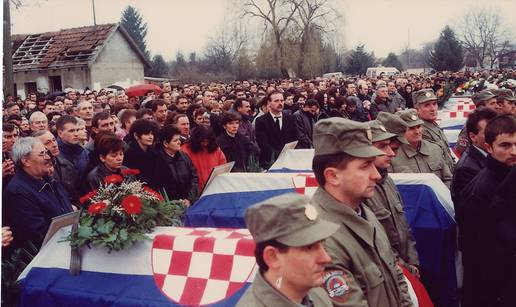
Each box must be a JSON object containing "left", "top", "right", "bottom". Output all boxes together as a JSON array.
[
  {"left": 255, "top": 91, "right": 299, "bottom": 169},
  {"left": 451, "top": 108, "right": 498, "bottom": 203},
  {"left": 489, "top": 166, "right": 516, "bottom": 307},
  {"left": 457, "top": 114, "right": 516, "bottom": 307},
  {"left": 293, "top": 99, "right": 319, "bottom": 149}
]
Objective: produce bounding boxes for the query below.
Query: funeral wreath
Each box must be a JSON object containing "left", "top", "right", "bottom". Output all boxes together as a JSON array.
[{"left": 68, "top": 169, "right": 186, "bottom": 252}]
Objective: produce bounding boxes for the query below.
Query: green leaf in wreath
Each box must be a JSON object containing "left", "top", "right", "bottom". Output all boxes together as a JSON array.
[
  {"left": 105, "top": 233, "right": 118, "bottom": 242},
  {"left": 78, "top": 226, "right": 93, "bottom": 238},
  {"left": 119, "top": 228, "right": 128, "bottom": 241}
]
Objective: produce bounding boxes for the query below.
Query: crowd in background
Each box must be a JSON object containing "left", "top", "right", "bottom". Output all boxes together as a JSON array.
[{"left": 1, "top": 68, "right": 516, "bottom": 305}]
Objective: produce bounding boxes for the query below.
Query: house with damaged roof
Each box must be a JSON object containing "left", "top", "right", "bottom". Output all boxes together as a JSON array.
[{"left": 11, "top": 23, "right": 150, "bottom": 99}]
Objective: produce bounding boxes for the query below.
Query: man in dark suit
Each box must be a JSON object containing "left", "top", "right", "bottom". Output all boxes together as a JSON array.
[
  {"left": 255, "top": 91, "right": 299, "bottom": 169},
  {"left": 451, "top": 108, "right": 498, "bottom": 203}
]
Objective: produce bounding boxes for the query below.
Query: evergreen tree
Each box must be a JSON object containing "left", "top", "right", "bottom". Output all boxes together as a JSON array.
[
  {"left": 382, "top": 52, "right": 404, "bottom": 71},
  {"left": 148, "top": 55, "right": 169, "bottom": 77},
  {"left": 344, "top": 45, "right": 375, "bottom": 75},
  {"left": 120, "top": 6, "right": 150, "bottom": 60},
  {"left": 427, "top": 26, "right": 464, "bottom": 71}
]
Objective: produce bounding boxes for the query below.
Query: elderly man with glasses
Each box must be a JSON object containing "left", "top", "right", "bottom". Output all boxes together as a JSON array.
[{"left": 3, "top": 137, "right": 73, "bottom": 251}]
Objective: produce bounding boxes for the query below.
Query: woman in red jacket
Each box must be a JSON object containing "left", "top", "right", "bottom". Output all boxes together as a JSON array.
[{"left": 181, "top": 125, "right": 226, "bottom": 191}]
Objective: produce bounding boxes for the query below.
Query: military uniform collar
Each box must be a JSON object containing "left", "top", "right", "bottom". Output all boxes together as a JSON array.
[
  {"left": 422, "top": 119, "right": 439, "bottom": 130},
  {"left": 402, "top": 141, "right": 431, "bottom": 158},
  {"left": 251, "top": 272, "right": 313, "bottom": 306},
  {"left": 312, "top": 187, "right": 376, "bottom": 248}
]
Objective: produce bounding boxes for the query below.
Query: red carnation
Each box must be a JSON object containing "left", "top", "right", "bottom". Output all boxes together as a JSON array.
[
  {"left": 104, "top": 174, "right": 123, "bottom": 185},
  {"left": 121, "top": 195, "right": 142, "bottom": 215},
  {"left": 143, "top": 186, "right": 164, "bottom": 202},
  {"left": 121, "top": 168, "right": 140, "bottom": 176},
  {"left": 79, "top": 190, "right": 97, "bottom": 204},
  {"left": 88, "top": 202, "right": 107, "bottom": 215}
]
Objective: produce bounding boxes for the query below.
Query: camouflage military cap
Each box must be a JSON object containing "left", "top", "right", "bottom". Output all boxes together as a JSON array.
[
  {"left": 412, "top": 89, "right": 437, "bottom": 106},
  {"left": 472, "top": 90, "right": 497, "bottom": 105},
  {"left": 376, "top": 112, "right": 409, "bottom": 144},
  {"left": 369, "top": 120, "right": 397, "bottom": 143},
  {"left": 245, "top": 193, "right": 339, "bottom": 247},
  {"left": 492, "top": 88, "right": 516, "bottom": 102},
  {"left": 313, "top": 117, "right": 384, "bottom": 157},
  {"left": 396, "top": 108, "right": 424, "bottom": 128}
]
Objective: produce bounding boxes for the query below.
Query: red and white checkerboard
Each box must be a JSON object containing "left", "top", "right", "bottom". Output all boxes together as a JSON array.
[
  {"left": 152, "top": 227, "right": 257, "bottom": 306},
  {"left": 293, "top": 174, "right": 319, "bottom": 197},
  {"left": 437, "top": 110, "right": 471, "bottom": 122}
]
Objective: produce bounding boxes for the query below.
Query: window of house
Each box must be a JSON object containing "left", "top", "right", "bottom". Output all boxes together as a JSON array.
[
  {"left": 49, "top": 76, "right": 62, "bottom": 92},
  {"left": 24, "top": 82, "right": 37, "bottom": 96}
]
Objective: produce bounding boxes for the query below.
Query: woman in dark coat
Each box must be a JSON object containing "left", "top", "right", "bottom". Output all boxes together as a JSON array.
[
  {"left": 216, "top": 112, "right": 258, "bottom": 172},
  {"left": 86, "top": 132, "right": 128, "bottom": 190},
  {"left": 156, "top": 125, "right": 199, "bottom": 204},
  {"left": 123, "top": 119, "right": 161, "bottom": 189}
]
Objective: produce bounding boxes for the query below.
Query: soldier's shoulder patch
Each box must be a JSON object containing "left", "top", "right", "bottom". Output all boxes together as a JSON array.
[{"left": 323, "top": 270, "right": 352, "bottom": 303}]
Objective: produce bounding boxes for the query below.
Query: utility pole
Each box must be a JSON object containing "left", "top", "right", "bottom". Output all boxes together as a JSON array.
[
  {"left": 3, "top": 0, "right": 14, "bottom": 97},
  {"left": 92, "top": 0, "right": 96, "bottom": 25}
]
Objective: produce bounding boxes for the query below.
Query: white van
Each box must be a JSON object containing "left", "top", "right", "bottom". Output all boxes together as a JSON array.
[
  {"left": 366, "top": 67, "right": 400, "bottom": 78},
  {"left": 322, "top": 72, "right": 344, "bottom": 79}
]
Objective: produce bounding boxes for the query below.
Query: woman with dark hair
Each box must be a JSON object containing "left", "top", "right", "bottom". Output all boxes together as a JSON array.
[
  {"left": 401, "top": 84, "right": 414, "bottom": 109},
  {"left": 327, "top": 96, "right": 349, "bottom": 118},
  {"left": 124, "top": 119, "right": 161, "bottom": 189},
  {"left": 181, "top": 126, "right": 226, "bottom": 191},
  {"left": 86, "top": 132, "right": 128, "bottom": 189},
  {"left": 216, "top": 112, "right": 259, "bottom": 172},
  {"left": 156, "top": 125, "right": 199, "bottom": 204}
]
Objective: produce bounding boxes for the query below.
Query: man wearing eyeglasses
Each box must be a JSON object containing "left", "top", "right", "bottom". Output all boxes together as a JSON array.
[
  {"left": 33, "top": 130, "right": 80, "bottom": 206},
  {"left": 3, "top": 137, "right": 73, "bottom": 251}
]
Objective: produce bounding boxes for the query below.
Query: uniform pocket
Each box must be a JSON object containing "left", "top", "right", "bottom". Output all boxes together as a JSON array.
[
  {"left": 363, "top": 263, "right": 385, "bottom": 289},
  {"left": 428, "top": 160, "right": 443, "bottom": 171}
]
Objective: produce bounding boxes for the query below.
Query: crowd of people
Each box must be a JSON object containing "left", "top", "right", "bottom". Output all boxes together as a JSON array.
[{"left": 2, "top": 68, "right": 516, "bottom": 306}]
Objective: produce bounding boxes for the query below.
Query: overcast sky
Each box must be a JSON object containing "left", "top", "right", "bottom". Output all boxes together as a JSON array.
[{"left": 9, "top": 0, "right": 516, "bottom": 60}]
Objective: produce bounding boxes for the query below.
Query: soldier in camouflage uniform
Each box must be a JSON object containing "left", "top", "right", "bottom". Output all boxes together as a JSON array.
[
  {"left": 390, "top": 109, "right": 453, "bottom": 187},
  {"left": 310, "top": 117, "right": 414, "bottom": 307},
  {"left": 365, "top": 112, "right": 420, "bottom": 276},
  {"left": 413, "top": 89, "right": 456, "bottom": 172}
]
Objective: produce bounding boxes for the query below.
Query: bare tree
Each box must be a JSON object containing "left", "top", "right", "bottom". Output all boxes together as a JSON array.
[
  {"left": 292, "top": 0, "right": 341, "bottom": 77},
  {"left": 457, "top": 8, "right": 514, "bottom": 68},
  {"left": 243, "top": 0, "right": 300, "bottom": 77}
]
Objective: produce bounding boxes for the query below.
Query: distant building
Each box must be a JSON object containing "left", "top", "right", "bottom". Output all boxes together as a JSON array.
[
  {"left": 499, "top": 50, "right": 515, "bottom": 70},
  {"left": 10, "top": 23, "right": 149, "bottom": 99}
]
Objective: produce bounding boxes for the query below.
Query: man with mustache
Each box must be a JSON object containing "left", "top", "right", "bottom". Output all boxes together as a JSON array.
[
  {"left": 3, "top": 137, "right": 73, "bottom": 251},
  {"left": 255, "top": 91, "right": 298, "bottom": 169},
  {"left": 389, "top": 109, "right": 453, "bottom": 187},
  {"left": 365, "top": 113, "right": 420, "bottom": 277},
  {"left": 414, "top": 89, "right": 456, "bottom": 172},
  {"left": 310, "top": 118, "right": 413, "bottom": 307}
]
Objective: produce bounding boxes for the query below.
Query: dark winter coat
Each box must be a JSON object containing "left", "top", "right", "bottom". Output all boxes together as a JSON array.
[
  {"left": 3, "top": 169, "right": 73, "bottom": 250},
  {"left": 451, "top": 145, "right": 487, "bottom": 204},
  {"left": 216, "top": 132, "right": 258, "bottom": 172},
  {"left": 156, "top": 148, "right": 198, "bottom": 200},
  {"left": 123, "top": 141, "right": 161, "bottom": 189}
]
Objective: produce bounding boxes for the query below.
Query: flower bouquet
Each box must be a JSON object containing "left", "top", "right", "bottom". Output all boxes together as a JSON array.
[{"left": 68, "top": 169, "right": 186, "bottom": 252}]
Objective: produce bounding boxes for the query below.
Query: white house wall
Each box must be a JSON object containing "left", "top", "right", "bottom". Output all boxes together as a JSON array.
[
  {"left": 13, "top": 68, "right": 90, "bottom": 99},
  {"left": 90, "top": 30, "right": 145, "bottom": 90}
]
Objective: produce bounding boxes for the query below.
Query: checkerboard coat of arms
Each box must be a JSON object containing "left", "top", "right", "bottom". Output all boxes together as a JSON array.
[{"left": 152, "top": 227, "right": 257, "bottom": 306}]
